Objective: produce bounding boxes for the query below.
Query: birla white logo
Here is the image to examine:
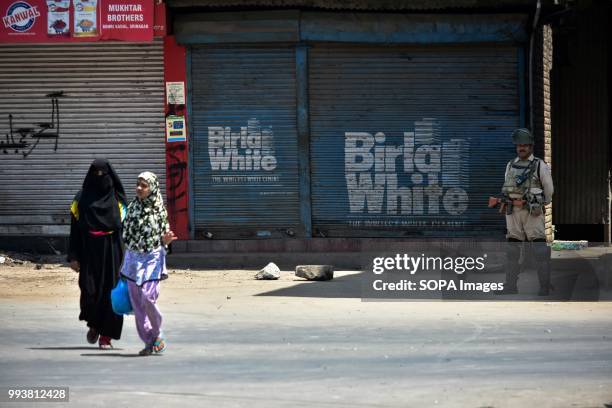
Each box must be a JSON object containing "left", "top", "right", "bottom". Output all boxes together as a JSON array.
[
  {"left": 207, "top": 118, "right": 277, "bottom": 172},
  {"left": 3, "top": 1, "right": 40, "bottom": 32},
  {"left": 345, "top": 118, "right": 470, "bottom": 216}
]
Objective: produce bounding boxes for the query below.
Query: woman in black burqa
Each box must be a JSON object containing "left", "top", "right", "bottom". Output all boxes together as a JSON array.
[{"left": 68, "top": 158, "right": 127, "bottom": 349}]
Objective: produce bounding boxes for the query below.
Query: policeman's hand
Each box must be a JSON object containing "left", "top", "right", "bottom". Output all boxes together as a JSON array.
[
  {"left": 70, "top": 260, "right": 80, "bottom": 273},
  {"left": 162, "top": 230, "right": 178, "bottom": 246}
]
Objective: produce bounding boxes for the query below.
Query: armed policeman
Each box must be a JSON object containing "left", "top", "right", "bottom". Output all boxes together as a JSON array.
[{"left": 500, "top": 128, "right": 554, "bottom": 295}]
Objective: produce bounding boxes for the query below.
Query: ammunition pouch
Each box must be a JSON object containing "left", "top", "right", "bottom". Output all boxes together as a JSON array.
[{"left": 525, "top": 193, "right": 544, "bottom": 216}]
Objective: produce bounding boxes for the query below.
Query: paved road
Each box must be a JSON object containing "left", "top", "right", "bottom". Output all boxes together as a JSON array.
[{"left": 1, "top": 268, "right": 611, "bottom": 408}]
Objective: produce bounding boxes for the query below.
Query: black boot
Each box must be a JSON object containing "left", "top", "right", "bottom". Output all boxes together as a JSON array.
[
  {"left": 501, "top": 239, "right": 522, "bottom": 294},
  {"left": 532, "top": 240, "right": 553, "bottom": 296}
]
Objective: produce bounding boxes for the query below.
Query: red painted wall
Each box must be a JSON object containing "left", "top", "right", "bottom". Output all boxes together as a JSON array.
[{"left": 164, "top": 35, "right": 190, "bottom": 239}]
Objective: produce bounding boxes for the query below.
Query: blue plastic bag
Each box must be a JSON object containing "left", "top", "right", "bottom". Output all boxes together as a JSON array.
[{"left": 111, "top": 278, "right": 132, "bottom": 315}]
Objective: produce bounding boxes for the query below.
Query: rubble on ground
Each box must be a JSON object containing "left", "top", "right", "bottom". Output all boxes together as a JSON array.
[
  {"left": 295, "top": 265, "right": 334, "bottom": 281},
  {"left": 0, "top": 252, "right": 66, "bottom": 269},
  {"left": 255, "top": 262, "right": 281, "bottom": 280}
]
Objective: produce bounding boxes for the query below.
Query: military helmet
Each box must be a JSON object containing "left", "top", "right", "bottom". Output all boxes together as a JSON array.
[{"left": 511, "top": 128, "right": 534, "bottom": 145}]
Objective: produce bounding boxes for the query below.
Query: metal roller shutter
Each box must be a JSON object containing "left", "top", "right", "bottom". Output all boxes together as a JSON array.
[
  {"left": 0, "top": 41, "right": 165, "bottom": 235},
  {"left": 190, "top": 46, "right": 300, "bottom": 239},
  {"left": 309, "top": 44, "right": 520, "bottom": 237}
]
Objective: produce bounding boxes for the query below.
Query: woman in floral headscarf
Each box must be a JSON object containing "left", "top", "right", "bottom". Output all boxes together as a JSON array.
[{"left": 120, "top": 171, "right": 177, "bottom": 356}]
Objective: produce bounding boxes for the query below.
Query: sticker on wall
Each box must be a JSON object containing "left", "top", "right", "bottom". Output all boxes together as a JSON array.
[
  {"left": 46, "top": 0, "right": 69, "bottom": 36},
  {"left": 73, "top": 0, "right": 97, "bottom": 37},
  {"left": 166, "top": 82, "right": 185, "bottom": 105},
  {"left": 166, "top": 115, "right": 186, "bottom": 143}
]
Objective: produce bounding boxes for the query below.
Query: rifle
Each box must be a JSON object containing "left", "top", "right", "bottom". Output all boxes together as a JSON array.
[{"left": 488, "top": 195, "right": 526, "bottom": 215}]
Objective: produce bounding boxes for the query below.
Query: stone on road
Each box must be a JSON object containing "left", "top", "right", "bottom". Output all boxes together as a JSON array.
[
  {"left": 295, "top": 265, "right": 334, "bottom": 281},
  {"left": 254, "top": 262, "right": 281, "bottom": 280}
]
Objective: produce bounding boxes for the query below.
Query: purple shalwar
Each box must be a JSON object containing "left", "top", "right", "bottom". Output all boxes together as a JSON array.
[
  {"left": 127, "top": 280, "right": 162, "bottom": 345},
  {"left": 121, "top": 247, "right": 167, "bottom": 345}
]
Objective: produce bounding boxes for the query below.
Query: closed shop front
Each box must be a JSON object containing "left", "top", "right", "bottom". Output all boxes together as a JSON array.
[
  {"left": 176, "top": 11, "right": 527, "bottom": 239},
  {"left": 309, "top": 45, "right": 520, "bottom": 237},
  {"left": 190, "top": 46, "right": 300, "bottom": 239},
  {"left": 0, "top": 41, "right": 166, "bottom": 236}
]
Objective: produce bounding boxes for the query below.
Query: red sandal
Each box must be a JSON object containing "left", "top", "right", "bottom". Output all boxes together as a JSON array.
[{"left": 98, "top": 336, "right": 113, "bottom": 350}]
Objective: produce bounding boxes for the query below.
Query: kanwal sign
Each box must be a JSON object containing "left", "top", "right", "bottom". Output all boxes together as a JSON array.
[{"left": 3, "top": 1, "right": 41, "bottom": 33}]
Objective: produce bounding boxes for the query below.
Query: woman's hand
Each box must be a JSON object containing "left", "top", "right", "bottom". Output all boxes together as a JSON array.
[
  {"left": 70, "top": 260, "right": 80, "bottom": 273},
  {"left": 162, "top": 230, "right": 178, "bottom": 246}
]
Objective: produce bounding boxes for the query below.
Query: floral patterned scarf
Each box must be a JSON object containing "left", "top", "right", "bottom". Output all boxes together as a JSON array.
[{"left": 123, "top": 172, "right": 169, "bottom": 253}]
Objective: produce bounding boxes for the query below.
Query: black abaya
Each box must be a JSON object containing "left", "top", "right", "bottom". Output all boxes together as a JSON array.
[{"left": 68, "top": 159, "right": 125, "bottom": 340}]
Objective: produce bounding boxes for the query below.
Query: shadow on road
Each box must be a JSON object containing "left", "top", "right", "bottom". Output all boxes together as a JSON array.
[
  {"left": 28, "top": 346, "right": 113, "bottom": 351},
  {"left": 254, "top": 254, "right": 611, "bottom": 301},
  {"left": 80, "top": 353, "right": 147, "bottom": 358},
  {"left": 256, "top": 272, "right": 363, "bottom": 299}
]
